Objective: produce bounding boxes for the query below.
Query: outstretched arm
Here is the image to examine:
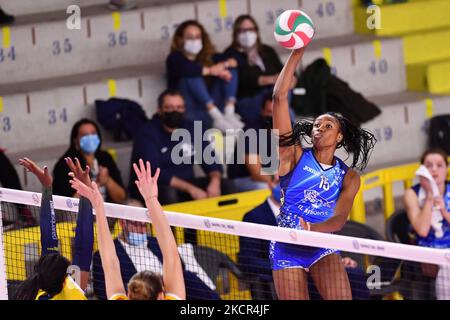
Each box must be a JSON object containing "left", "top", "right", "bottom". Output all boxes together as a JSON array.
[
  {"left": 272, "top": 49, "right": 305, "bottom": 175},
  {"left": 133, "top": 159, "right": 185, "bottom": 299},
  {"left": 66, "top": 158, "right": 94, "bottom": 292},
  {"left": 272, "top": 48, "right": 304, "bottom": 137},
  {"left": 19, "top": 158, "right": 58, "bottom": 255},
  {"left": 70, "top": 176, "right": 125, "bottom": 299}
]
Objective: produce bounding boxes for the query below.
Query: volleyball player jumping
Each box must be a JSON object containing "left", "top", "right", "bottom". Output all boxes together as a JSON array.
[
  {"left": 270, "top": 48, "right": 376, "bottom": 300},
  {"left": 70, "top": 159, "right": 185, "bottom": 300},
  {"left": 15, "top": 158, "right": 93, "bottom": 300}
]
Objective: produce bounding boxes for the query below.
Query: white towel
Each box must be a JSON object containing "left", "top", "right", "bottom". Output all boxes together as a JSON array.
[
  {"left": 178, "top": 243, "right": 216, "bottom": 291},
  {"left": 415, "top": 165, "right": 444, "bottom": 238}
]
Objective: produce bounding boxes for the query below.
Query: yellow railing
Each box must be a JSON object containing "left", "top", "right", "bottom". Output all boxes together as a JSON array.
[{"left": 350, "top": 159, "right": 450, "bottom": 223}]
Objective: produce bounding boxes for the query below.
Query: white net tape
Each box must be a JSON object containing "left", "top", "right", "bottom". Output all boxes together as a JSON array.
[{"left": 1, "top": 187, "right": 450, "bottom": 267}]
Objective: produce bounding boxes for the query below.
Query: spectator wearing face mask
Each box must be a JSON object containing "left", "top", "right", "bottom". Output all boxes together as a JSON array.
[
  {"left": 128, "top": 90, "right": 235, "bottom": 205},
  {"left": 224, "top": 15, "right": 297, "bottom": 124},
  {"left": 92, "top": 199, "right": 221, "bottom": 300},
  {"left": 52, "top": 119, "right": 126, "bottom": 205},
  {"left": 166, "top": 20, "right": 243, "bottom": 132}
]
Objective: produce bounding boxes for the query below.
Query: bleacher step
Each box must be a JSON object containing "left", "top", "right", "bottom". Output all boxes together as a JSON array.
[
  {"left": 298, "top": 34, "right": 407, "bottom": 96},
  {"left": 0, "top": 0, "right": 354, "bottom": 84},
  {"left": 0, "top": 64, "right": 166, "bottom": 154},
  {"left": 361, "top": 92, "right": 450, "bottom": 171},
  {"left": 403, "top": 28, "right": 450, "bottom": 65}
]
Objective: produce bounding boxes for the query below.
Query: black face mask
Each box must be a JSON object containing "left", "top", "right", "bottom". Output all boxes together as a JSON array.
[
  {"left": 161, "top": 111, "right": 184, "bottom": 129},
  {"left": 263, "top": 116, "right": 273, "bottom": 129}
]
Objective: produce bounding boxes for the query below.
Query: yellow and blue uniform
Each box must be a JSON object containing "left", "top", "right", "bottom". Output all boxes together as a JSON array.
[
  {"left": 270, "top": 148, "right": 349, "bottom": 270},
  {"left": 109, "top": 292, "right": 182, "bottom": 300},
  {"left": 36, "top": 276, "right": 87, "bottom": 300},
  {"left": 35, "top": 187, "right": 93, "bottom": 300}
]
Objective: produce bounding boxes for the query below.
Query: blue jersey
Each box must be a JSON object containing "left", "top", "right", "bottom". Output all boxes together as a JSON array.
[
  {"left": 279, "top": 148, "right": 349, "bottom": 226},
  {"left": 411, "top": 182, "right": 450, "bottom": 249},
  {"left": 270, "top": 149, "right": 349, "bottom": 270}
]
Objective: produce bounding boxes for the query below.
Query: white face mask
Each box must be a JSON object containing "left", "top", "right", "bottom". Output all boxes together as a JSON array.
[
  {"left": 238, "top": 31, "right": 258, "bottom": 49},
  {"left": 184, "top": 39, "right": 203, "bottom": 55}
]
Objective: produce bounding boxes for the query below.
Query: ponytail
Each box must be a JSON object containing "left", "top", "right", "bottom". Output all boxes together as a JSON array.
[
  {"left": 279, "top": 113, "right": 376, "bottom": 171},
  {"left": 14, "top": 273, "right": 41, "bottom": 300}
]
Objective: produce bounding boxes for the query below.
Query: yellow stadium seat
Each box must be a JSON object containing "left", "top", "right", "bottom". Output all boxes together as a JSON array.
[
  {"left": 163, "top": 189, "right": 270, "bottom": 259},
  {"left": 407, "top": 59, "right": 450, "bottom": 94},
  {"left": 403, "top": 29, "right": 450, "bottom": 65},
  {"left": 354, "top": 0, "right": 450, "bottom": 36}
]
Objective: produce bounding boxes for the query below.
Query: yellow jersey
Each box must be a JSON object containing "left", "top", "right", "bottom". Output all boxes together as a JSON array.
[
  {"left": 35, "top": 276, "right": 87, "bottom": 300},
  {"left": 109, "top": 292, "right": 182, "bottom": 300}
]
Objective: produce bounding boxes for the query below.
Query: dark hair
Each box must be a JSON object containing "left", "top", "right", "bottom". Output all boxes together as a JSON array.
[
  {"left": 279, "top": 112, "right": 377, "bottom": 171},
  {"left": 231, "top": 15, "right": 263, "bottom": 52},
  {"left": 170, "top": 20, "right": 216, "bottom": 66},
  {"left": 14, "top": 253, "right": 70, "bottom": 300},
  {"left": 420, "top": 148, "right": 448, "bottom": 166},
  {"left": 157, "top": 89, "right": 184, "bottom": 109},
  {"left": 127, "top": 271, "right": 163, "bottom": 300}
]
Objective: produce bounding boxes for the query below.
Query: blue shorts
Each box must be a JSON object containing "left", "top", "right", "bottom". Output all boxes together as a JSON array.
[{"left": 270, "top": 240, "right": 338, "bottom": 271}]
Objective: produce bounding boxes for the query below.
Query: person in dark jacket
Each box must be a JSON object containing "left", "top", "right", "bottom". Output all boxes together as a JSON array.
[
  {"left": 224, "top": 15, "right": 296, "bottom": 124},
  {"left": 0, "top": 149, "right": 21, "bottom": 190},
  {"left": 128, "top": 90, "right": 234, "bottom": 205},
  {"left": 52, "top": 119, "right": 126, "bottom": 205},
  {"left": 0, "top": 149, "right": 36, "bottom": 228},
  {"left": 166, "top": 20, "right": 243, "bottom": 131},
  {"left": 92, "top": 199, "right": 220, "bottom": 300}
]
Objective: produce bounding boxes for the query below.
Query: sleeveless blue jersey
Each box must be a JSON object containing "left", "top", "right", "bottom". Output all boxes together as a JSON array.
[
  {"left": 279, "top": 148, "right": 349, "bottom": 227},
  {"left": 270, "top": 148, "right": 350, "bottom": 270},
  {"left": 411, "top": 182, "right": 450, "bottom": 249}
]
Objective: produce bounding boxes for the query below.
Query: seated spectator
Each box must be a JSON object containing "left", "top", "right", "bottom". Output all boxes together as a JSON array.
[
  {"left": 167, "top": 20, "right": 243, "bottom": 131},
  {"left": 404, "top": 148, "right": 450, "bottom": 299},
  {"left": 53, "top": 119, "right": 126, "bottom": 205},
  {"left": 238, "top": 186, "right": 370, "bottom": 300},
  {"left": 228, "top": 92, "right": 278, "bottom": 192},
  {"left": 0, "top": 149, "right": 35, "bottom": 228},
  {"left": 128, "top": 90, "right": 235, "bottom": 205},
  {"left": 224, "top": 15, "right": 296, "bottom": 124},
  {"left": 92, "top": 199, "right": 220, "bottom": 300}
]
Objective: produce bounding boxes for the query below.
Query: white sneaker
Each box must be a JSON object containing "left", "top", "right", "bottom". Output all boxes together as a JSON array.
[
  {"left": 225, "top": 113, "right": 244, "bottom": 129},
  {"left": 224, "top": 105, "right": 244, "bottom": 129},
  {"left": 209, "top": 107, "right": 236, "bottom": 132}
]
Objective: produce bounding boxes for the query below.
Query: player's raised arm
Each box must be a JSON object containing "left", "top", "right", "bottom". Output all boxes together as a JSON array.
[
  {"left": 69, "top": 174, "right": 126, "bottom": 299},
  {"left": 133, "top": 159, "right": 185, "bottom": 300},
  {"left": 272, "top": 48, "right": 304, "bottom": 138},
  {"left": 19, "top": 158, "right": 58, "bottom": 255},
  {"left": 272, "top": 48, "right": 305, "bottom": 175},
  {"left": 65, "top": 157, "right": 94, "bottom": 292}
]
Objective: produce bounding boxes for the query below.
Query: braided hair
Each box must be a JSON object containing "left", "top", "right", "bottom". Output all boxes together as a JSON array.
[{"left": 279, "top": 112, "right": 377, "bottom": 171}]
